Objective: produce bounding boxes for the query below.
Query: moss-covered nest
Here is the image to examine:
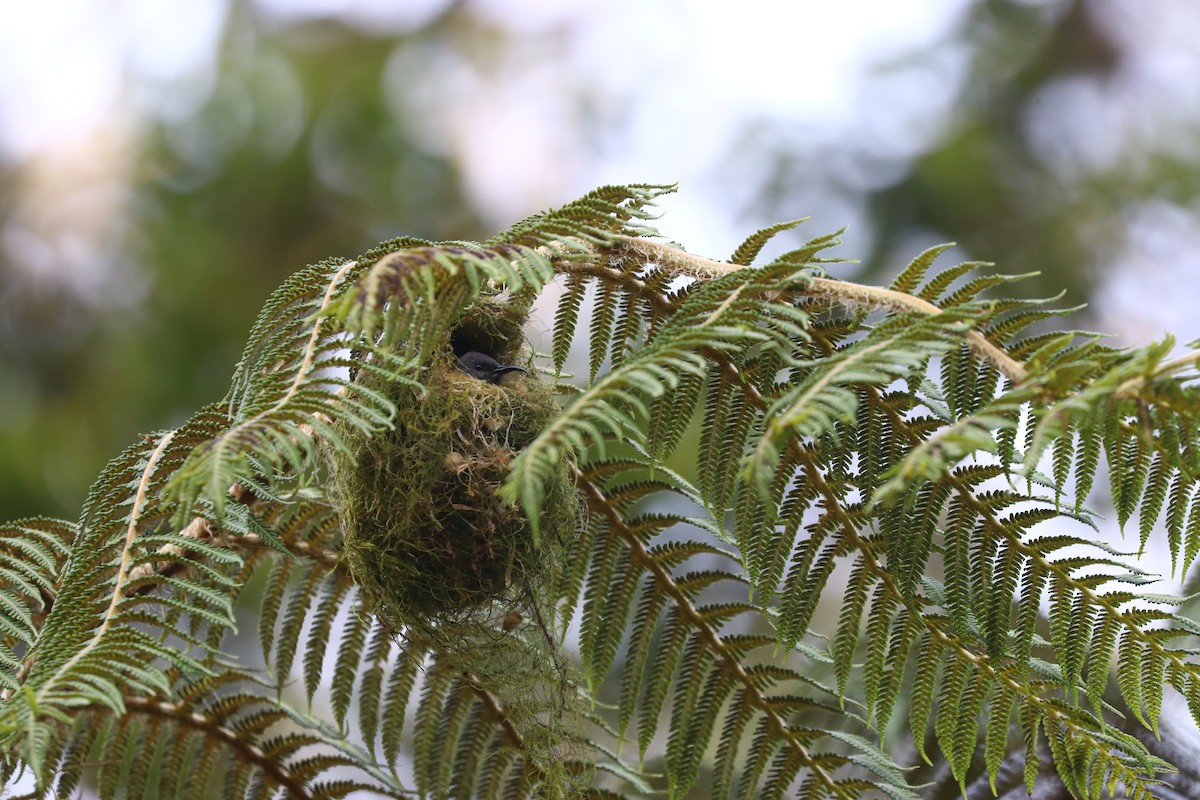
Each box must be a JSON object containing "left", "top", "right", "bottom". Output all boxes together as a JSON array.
[{"left": 333, "top": 300, "right": 578, "bottom": 627}]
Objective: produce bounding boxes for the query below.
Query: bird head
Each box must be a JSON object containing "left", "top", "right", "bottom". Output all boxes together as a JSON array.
[{"left": 455, "top": 351, "right": 527, "bottom": 385}]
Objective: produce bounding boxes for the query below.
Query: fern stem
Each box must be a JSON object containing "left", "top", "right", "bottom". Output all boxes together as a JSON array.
[
  {"left": 1154, "top": 348, "right": 1200, "bottom": 379},
  {"left": 1116, "top": 348, "right": 1200, "bottom": 399},
  {"left": 609, "top": 236, "right": 1029, "bottom": 385},
  {"left": 34, "top": 429, "right": 177, "bottom": 702},
  {"left": 124, "top": 514, "right": 214, "bottom": 585},
  {"left": 204, "top": 258, "right": 360, "bottom": 509}
]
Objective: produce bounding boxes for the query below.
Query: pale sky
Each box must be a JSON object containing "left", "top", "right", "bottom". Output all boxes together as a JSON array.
[{"left": 2, "top": 0, "right": 1196, "bottom": 348}]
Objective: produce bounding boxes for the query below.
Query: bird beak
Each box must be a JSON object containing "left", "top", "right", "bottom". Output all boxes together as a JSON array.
[{"left": 492, "top": 365, "right": 527, "bottom": 378}]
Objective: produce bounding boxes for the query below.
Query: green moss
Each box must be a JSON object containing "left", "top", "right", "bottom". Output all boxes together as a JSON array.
[
  {"left": 333, "top": 301, "right": 577, "bottom": 628},
  {"left": 331, "top": 297, "right": 588, "bottom": 791}
]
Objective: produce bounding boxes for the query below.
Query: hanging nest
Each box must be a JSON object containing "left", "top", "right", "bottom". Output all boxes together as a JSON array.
[{"left": 332, "top": 298, "right": 578, "bottom": 628}]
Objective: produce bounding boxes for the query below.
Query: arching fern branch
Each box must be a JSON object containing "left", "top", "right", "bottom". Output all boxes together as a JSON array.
[{"left": 496, "top": 217, "right": 1200, "bottom": 797}]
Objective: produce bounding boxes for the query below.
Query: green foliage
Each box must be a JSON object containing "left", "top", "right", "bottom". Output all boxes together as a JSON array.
[{"left": 2, "top": 184, "right": 1200, "bottom": 799}]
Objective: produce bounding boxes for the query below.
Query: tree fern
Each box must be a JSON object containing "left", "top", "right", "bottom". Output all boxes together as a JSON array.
[{"left": 2, "top": 183, "right": 1200, "bottom": 798}]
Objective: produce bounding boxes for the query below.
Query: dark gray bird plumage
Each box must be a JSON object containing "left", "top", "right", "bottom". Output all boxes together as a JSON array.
[{"left": 455, "top": 351, "right": 527, "bottom": 384}]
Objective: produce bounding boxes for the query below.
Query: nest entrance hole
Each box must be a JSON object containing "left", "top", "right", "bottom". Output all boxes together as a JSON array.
[{"left": 449, "top": 304, "right": 526, "bottom": 365}]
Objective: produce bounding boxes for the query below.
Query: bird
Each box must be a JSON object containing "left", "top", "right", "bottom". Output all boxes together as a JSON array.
[{"left": 454, "top": 351, "right": 527, "bottom": 385}]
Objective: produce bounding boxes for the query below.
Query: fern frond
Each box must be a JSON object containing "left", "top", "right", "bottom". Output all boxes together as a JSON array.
[
  {"left": 747, "top": 305, "right": 983, "bottom": 499},
  {"left": 16, "top": 417, "right": 240, "bottom": 720},
  {"left": 48, "top": 674, "right": 407, "bottom": 799},
  {"left": 0, "top": 518, "right": 74, "bottom": 691},
  {"left": 504, "top": 262, "right": 814, "bottom": 539},
  {"left": 166, "top": 260, "right": 409, "bottom": 524},
  {"left": 491, "top": 183, "right": 675, "bottom": 249},
  {"left": 573, "top": 461, "right": 918, "bottom": 800}
]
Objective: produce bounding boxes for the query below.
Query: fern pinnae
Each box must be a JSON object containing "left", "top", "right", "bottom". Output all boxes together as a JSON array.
[
  {"left": 589, "top": 278, "right": 620, "bottom": 385},
  {"left": 887, "top": 243, "right": 956, "bottom": 295},
  {"left": 699, "top": 371, "right": 746, "bottom": 516},
  {"left": 173, "top": 259, "right": 373, "bottom": 524},
  {"left": 610, "top": 288, "right": 648, "bottom": 371},
  {"left": 380, "top": 643, "right": 423, "bottom": 771},
  {"left": 329, "top": 600, "right": 370, "bottom": 730},
  {"left": 226, "top": 257, "right": 362, "bottom": 408},
  {"left": 0, "top": 517, "right": 73, "bottom": 612},
  {"left": 1051, "top": 425, "right": 1075, "bottom": 501},
  {"left": 553, "top": 511, "right": 602, "bottom": 633},
  {"left": 857, "top": 392, "right": 889, "bottom": 501},
  {"left": 1185, "top": 487, "right": 1200, "bottom": 575},
  {"left": 1142, "top": 644, "right": 1167, "bottom": 737},
  {"left": 1069, "top": 411, "right": 1105, "bottom": 513},
  {"left": 1165, "top": 461, "right": 1191, "bottom": 574},
  {"left": 981, "top": 686, "right": 1017, "bottom": 794},
  {"left": 863, "top": 598, "right": 914, "bottom": 733},
  {"left": 1082, "top": 614, "right": 1118, "bottom": 716},
  {"left": 302, "top": 571, "right": 354, "bottom": 705},
  {"left": 731, "top": 468, "right": 774, "bottom": 596},
  {"left": 759, "top": 472, "right": 820, "bottom": 603},
  {"left": 932, "top": 653, "right": 972, "bottom": 784},
  {"left": 777, "top": 520, "right": 842, "bottom": 650},
  {"left": 492, "top": 183, "right": 675, "bottom": 250},
  {"left": 53, "top": 709, "right": 104, "bottom": 797},
  {"left": 893, "top": 479, "right": 953, "bottom": 594},
  {"left": 130, "top": 715, "right": 166, "bottom": 798},
  {"left": 664, "top": 634, "right": 713, "bottom": 793},
  {"left": 985, "top": 543, "right": 1022, "bottom": 660},
  {"left": 580, "top": 543, "right": 634, "bottom": 690},
  {"left": 951, "top": 671, "right": 992, "bottom": 782},
  {"left": 552, "top": 273, "right": 588, "bottom": 372},
  {"left": 11, "top": 183, "right": 1200, "bottom": 797},
  {"left": 918, "top": 261, "right": 992, "bottom": 305},
  {"left": 258, "top": 554, "right": 296, "bottom": 680},
  {"left": 940, "top": 343, "right": 971, "bottom": 418},
  {"left": 832, "top": 562, "right": 873, "bottom": 698},
  {"left": 711, "top": 687, "right": 755, "bottom": 800},
  {"left": 273, "top": 563, "right": 323, "bottom": 688},
  {"left": 1115, "top": 432, "right": 1151, "bottom": 534},
  {"left": 618, "top": 574, "right": 667, "bottom": 739},
  {"left": 936, "top": 271, "right": 1027, "bottom": 310},
  {"left": 1063, "top": 589, "right": 1096, "bottom": 701},
  {"left": 447, "top": 702, "right": 493, "bottom": 800},
  {"left": 1139, "top": 451, "right": 1171, "bottom": 554},
  {"left": 477, "top": 747, "right": 520, "bottom": 800},
  {"left": 1012, "top": 561, "right": 1051, "bottom": 681},
  {"left": 728, "top": 217, "right": 811, "bottom": 266},
  {"left": 429, "top": 671, "right": 475, "bottom": 796},
  {"left": 505, "top": 331, "right": 725, "bottom": 538},
  {"left": 750, "top": 308, "right": 978, "bottom": 501},
  {"left": 647, "top": 370, "right": 704, "bottom": 461},
  {"left": 25, "top": 431, "right": 219, "bottom": 717},
  {"left": 818, "top": 452, "right": 1171, "bottom": 796},
  {"left": 675, "top": 669, "right": 741, "bottom": 795},
  {"left": 356, "top": 619, "right": 393, "bottom": 758}
]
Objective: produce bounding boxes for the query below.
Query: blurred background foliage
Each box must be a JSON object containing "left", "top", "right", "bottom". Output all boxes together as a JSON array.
[{"left": 1, "top": 0, "right": 1199, "bottom": 528}]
